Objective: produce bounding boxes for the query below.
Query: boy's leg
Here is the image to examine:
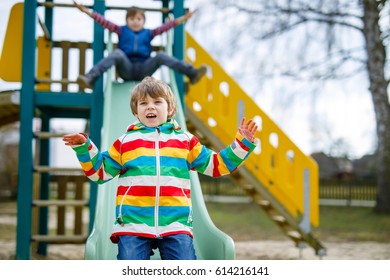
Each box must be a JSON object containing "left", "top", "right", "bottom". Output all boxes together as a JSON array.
[
  {"left": 157, "top": 234, "right": 196, "bottom": 260},
  {"left": 117, "top": 235, "right": 154, "bottom": 260},
  {"left": 141, "top": 51, "right": 207, "bottom": 84},
  {"left": 78, "top": 49, "right": 132, "bottom": 89}
]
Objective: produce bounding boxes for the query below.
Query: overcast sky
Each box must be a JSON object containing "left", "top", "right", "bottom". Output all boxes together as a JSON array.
[{"left": 0, "top": 0, "right": 377, "bottom": 164}]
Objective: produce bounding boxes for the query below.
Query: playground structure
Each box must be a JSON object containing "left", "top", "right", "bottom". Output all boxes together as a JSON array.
[{"left": 0, "top": 1, "right": 326, "bottom": 260}]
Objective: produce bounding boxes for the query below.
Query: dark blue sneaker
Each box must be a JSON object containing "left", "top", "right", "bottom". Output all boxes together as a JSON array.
[
  {"left": 190, "top": 65, "right": 207, "bottom": 84},
  {"left": 77, "top": 75, "right": 94, "bottom": 90}
]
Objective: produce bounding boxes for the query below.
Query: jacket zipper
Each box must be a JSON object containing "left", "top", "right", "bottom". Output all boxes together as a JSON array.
[
  {"left": 181, "top": 188, "right": 193, "bottom": 223},
  {"left": 134, "top": 33, "right": 138, "bottom": 55},
  {"left": 117, "top": 182, "right": 132, "bottom": 226},
  {"left": 116, "top": 134, "right": 131, "bottom": 226},
  {"left": 154, "top": 127, "right": 161, "bottom": 237}
]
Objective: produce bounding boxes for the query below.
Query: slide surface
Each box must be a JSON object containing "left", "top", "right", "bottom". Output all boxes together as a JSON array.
[{"left": 84, "top": 72, "right": 235, "bottom": 260}]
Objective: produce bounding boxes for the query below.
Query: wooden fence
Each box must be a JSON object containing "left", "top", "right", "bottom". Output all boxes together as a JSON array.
[
  {"left": 199, "top": 176, "right": 377, "bottom": 202},
  {"left": 319, "top": 180, "right": 377, "bottom": 201}
]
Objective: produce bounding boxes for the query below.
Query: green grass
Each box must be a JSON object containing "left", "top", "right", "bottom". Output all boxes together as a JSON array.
[
  {"left": 205, "top": 202, "right": 390, "bottom": 243},
  {"left": 2, "top": 200, "right": 389, "bottom": 244}
]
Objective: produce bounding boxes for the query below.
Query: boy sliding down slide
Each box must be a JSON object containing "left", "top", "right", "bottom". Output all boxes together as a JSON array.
[
  {"left": 63, "top": 76, "right": 258, "bottom": 260},
  {"left": 73, "top": 1, "right": 207, "bottom": 89}
]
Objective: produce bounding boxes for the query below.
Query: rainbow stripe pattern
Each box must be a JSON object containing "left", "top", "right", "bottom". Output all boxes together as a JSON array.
[{"left": 72, "top": 119, "right": 256, "bottom": 243}]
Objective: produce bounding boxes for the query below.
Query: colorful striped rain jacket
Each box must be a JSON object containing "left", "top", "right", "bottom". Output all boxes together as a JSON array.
[{"left": 72, "top": 119, "right": 256, "bottom": 243}]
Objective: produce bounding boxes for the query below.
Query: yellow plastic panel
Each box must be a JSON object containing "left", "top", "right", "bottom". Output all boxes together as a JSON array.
[
  {"left": 0, "top": 2, "right": 24, "bottom": 82},
  {"left": 36, "top": 36, "right": 51, "bottom": 91},
  {"left": 185, "top": 32, "right": 319, "bottom": 227}
]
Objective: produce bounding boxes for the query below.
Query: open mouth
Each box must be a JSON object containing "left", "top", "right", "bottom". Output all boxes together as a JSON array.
[{"left": 146, "top": 113, "right": 157, "bottom": 119}]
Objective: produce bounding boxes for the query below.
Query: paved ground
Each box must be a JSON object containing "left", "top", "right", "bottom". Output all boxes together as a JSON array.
[{"left": 2, "top": 200, "right": 390, "bottom": 260}]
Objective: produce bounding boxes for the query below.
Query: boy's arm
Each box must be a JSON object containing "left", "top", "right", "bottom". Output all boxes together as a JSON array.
[
  {"left": 73, "top": 0, "right": 122, "bottom": 34},
  {"left": 150, "top": 10, "right": 196, "bottom": 38},
  {"left": 189, "top": 118, "right": 258, "bottom": 177},
  {"left": 73, "top": 0, "right": 93, "bottom": 17},
  {"left": 63, "top": 133, "right": 124, "bottom": 184},
  {"left": 175, "top": 10, "right": 197, "bottom": 25}
]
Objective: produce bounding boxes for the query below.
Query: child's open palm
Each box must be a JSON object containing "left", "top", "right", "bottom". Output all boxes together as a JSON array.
[
  {"left": 63, "top": 133, "right": 87, "bottom": 146},
  {"left": 238, "top": 118, "right": 258, "bottom": 142}
]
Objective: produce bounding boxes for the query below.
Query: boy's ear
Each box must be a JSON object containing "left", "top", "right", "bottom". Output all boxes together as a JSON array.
[{"left": 168, "top": 105, "right": 175, "bottom": 118}]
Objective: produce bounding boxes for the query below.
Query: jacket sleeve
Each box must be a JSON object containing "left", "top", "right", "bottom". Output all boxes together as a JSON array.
[
  {"left": 188, "top": 131, "right": 256, "bottom": 177},
  {"left": 92, "top": 11, "right": 122, "bottom": 35},
  {"left": 150, "top": 19, "right": 178, "bottom": 39},
  {"left": 72, "top": 136, "right": 124, "bottom": 184}
]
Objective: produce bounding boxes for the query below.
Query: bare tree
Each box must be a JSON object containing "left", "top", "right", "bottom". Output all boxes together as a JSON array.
[{"left": 188, "top": 0, "right": 390, "bottom": 213}]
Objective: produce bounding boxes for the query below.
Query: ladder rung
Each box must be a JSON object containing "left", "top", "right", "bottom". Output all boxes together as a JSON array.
[
  {"left": 287, "top": 230, "right": 303, "bottom": 241},
  {"left": 32, "top": 200, "right": 89, "bottom": 207},
  {"left": 35, "top": 78, "right": 76, "bottom": 85},
  {"left": 34, "top": 132, "right": 67, "bottom": 139},
  {"left": 34, "top": 166, "right": 83, "bottom": 174},
  {"left": 241, "top": 184, "right": 254, "bottom": 191},
  {"left": 272, "top": 215, "right": 287, "bottom": 224},
  {"left": 38, "top": 2, "right": 171, "bottom": 13},
  {"left": 31, "top": 235, "right": 88, "bottom": 243},
  {"left": 256, "top": 199, "right": 271, "bottom": 208}
]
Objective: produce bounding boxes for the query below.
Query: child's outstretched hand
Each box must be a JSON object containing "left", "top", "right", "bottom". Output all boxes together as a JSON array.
[
  {"left": 177, "top": 9, "right": 197, "bottom": 24},
  {"left": 184, "top": 9, "right": 197, "bottom": 21},
  {"left": 73, "top": 1, "right": 93, "bottom": 17},
  {"left": 238, "top": 118, "right": 258, "bottom": 142},
  {"left": 63, "top": 133, "right": 87, "bottom": 146}
]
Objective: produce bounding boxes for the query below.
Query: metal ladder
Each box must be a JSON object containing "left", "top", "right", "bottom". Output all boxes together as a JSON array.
[
  {"left": 185, "top": 106, "right": 327, "bottom": 257},
  {"left": 31, "top": 132, "right": 89, "bottom": 245},
  {"left": 14, "top": 1, "right": 105, "bottom": 259}
]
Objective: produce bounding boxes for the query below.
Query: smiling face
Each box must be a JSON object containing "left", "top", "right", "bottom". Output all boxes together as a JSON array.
[
  {"left": 135, "top": 95, "right": 173, "bottom": 127},
  {"left": 130, "top": 77, "right": 177, "bottom": 128}
]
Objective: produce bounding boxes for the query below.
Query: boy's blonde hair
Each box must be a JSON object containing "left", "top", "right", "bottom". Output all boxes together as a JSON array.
[{"left": 130, "top": 76, "right": 177, "bottom": 118}]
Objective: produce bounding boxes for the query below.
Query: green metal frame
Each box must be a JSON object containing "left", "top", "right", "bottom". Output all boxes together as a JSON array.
[
  {"left": 88, "top": 0, "right": 106, "bottom": 234},
  {"left": 36, "top": 0, "right": 54, "bottom": 257},
  {"left": 172, "top": 0, "right": 185, "bottom": 107},
  {"left": 16, "top": 0, "right": 38, "bottom": 260},
  {"left": 15, "top": 0, "right": 105, "bottom": 259},
  {"left": 15, "top": 0, "right": 186, "bottom": 260}
]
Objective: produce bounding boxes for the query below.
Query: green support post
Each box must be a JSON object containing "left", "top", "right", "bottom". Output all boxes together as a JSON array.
[
  {"left": 173, "top": 0, "right": 185, "bottom": 108},
  {"left": 16, "top": 0, "right": 38, "bottom": 260},
  {"left": 88, "top": 0, "right": 106, "bottom": 233},
  {"left": 44, "top": 0, "right": 54, "bottom": 36},
  {"left": 37, "top": 2, "right": 54, "bottom": 253},
  {"left": 162, "top": 0, "right": 169, "bottom": 21},
  {"left": 36, "top": 115, "right": 50, "bottom": 256}
]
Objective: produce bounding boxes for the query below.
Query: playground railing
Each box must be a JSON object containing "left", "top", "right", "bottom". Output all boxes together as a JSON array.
[{"left": 184, "top": 32, "right": 319, "bottom": 228}]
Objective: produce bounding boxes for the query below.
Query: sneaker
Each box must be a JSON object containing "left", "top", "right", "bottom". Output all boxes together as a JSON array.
[
  {"left": 77, "top": 75, "right": 94, "bottom": 90},
  {"left": 189, "top": 65, "right": 207, "bottom": 84}
]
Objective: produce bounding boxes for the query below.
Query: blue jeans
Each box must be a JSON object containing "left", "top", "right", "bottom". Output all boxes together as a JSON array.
[
  {"left": 117, "top": 234, "right": 197, "bottom": 260},
  {"left": 86, "top": 49, "right": 197, "bottom": 83}
]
